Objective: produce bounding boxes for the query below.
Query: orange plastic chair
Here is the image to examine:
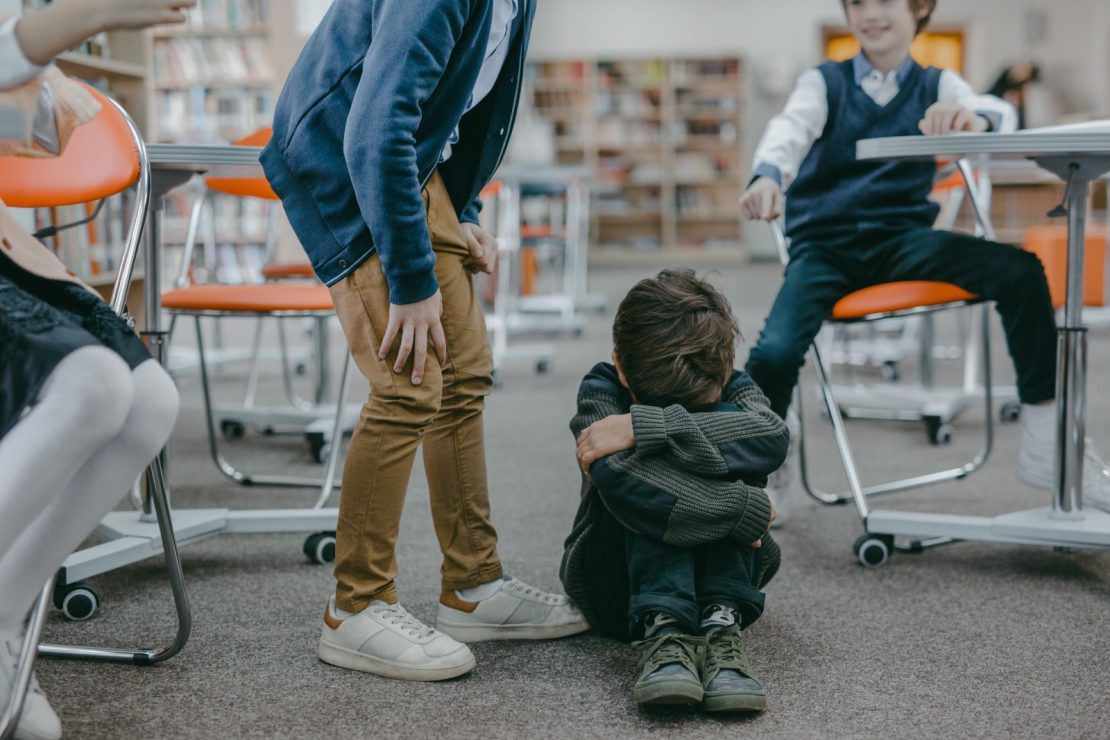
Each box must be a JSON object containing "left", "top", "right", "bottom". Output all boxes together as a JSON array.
[
  {"left": 163, "top": 126, "right": 349, "bottom": 489},
  {"left": 1022, "top": 225, "right": 1106, "bottom": 308},
  {"left": 769, "top": 160, "right": 1001, "bottom": 555},
  {"left": 0, "top": 85, "right": 190, "bottom": 712}
]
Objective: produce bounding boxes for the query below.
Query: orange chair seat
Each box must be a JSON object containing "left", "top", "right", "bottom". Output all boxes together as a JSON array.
[
  {"left": 162, "top": 284, "right": 334, "bottom": 313},
  {"left": 832, "top": 281, "right": 977, "bottom": 321},
  {"left": 262, "top": 262, "right": 316, "bottom": 280}
]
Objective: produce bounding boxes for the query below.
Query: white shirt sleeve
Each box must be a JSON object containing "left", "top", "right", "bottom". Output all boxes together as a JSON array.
[
  {"left": 751, "top": 68, "right": 829, "bottom": 191},
  {"left": 938, "top": 69, "right": 1017, "bottom": 133},
  {"left": 0, "top": 16, "right": 45, "bottom": 89}
]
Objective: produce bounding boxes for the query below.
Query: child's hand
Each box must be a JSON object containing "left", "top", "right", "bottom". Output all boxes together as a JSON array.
[
  {"left": 461, "top": 222, "right": 497, "bottom": 275},
  {"left": 91, "top": 0, "right": 197, "bottom": 30},
  {"left": 739, "top": 177, "right": 784, "bottom": 222},
  {"left": 751, "top": 505, "right": 777, "bottom": 548},
  {"left": 918, "top": 102, "right": 989, "bottom": 135},
  {"left": 576, "top": 414, "right": 634, "bottom": 474}
]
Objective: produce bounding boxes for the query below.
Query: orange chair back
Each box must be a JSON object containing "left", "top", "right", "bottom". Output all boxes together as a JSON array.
[
  {"left": 0, "top": 86, "right": 140, "bottom": 207},
  {"left": 206, "top": 127, "right": 276, "bottom": 200}
]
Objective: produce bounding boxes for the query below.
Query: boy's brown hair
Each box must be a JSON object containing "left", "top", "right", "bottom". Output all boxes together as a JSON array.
[
  {"left": 612, "top": 269, "right": 739, "bottom": 409},
  {"left": 842, "top": 0, "right": 936, "bottom": 34}
]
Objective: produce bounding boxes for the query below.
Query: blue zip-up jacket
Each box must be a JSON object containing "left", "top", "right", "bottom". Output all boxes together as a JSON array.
[{"left": 260, "top": 0, "right": 535, "bottom": 303}]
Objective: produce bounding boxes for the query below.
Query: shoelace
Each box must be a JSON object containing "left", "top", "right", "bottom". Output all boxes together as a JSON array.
[
  {"left": 376, "top": 603, "right": 435, "bottom": 640},
  {"left": 505, "top": 579, "right": 565, "bottom": 605},
  {"left": 703, "top": 631, "right": 752, "bottom": 677},
  {"left": 635, "top": 634, "right": 702, "bottom": 674}
]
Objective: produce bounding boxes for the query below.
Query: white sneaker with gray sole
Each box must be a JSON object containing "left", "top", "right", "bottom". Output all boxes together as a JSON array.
[
  {"left": 318, "top": 599, "right": 475, "bottom": 682},
  {"left": 1, "top": 635, "right": 61, "bottom": 740},
  {"left": 435, "top": 577, "right": 589, "bottom": 642}
]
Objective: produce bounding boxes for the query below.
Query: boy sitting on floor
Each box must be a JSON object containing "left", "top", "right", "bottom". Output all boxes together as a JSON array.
[{"left": 562, "top": 269, "right": 789, "bottom": 712}]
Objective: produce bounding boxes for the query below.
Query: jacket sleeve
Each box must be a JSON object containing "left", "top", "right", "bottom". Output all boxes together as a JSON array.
[
  {"left": 460, "top": 194, "right": 483, "bottom": 226},
  {"left": 630, "top": 370, "right": 789, "bottom": 485},
  {"left": 569, "top": 362, "right": 630, "bottom": 439},
  {"left": 343, "top": 0, "right": 472, "bottom": 305}
]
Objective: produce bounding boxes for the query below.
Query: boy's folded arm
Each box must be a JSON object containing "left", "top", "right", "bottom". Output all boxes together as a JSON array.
[{"left": 589, "top": 452, "right": 774, "bottom": 549}]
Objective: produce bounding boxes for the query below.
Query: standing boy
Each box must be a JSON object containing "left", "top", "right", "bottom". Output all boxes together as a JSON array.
[
  {"left": 263, "top": 0, "right": 586, "bottom": 683},
  {"left": 565, "top": 270, "right": 788, "bottom": 711},
  {"left": 740, "top": 0, "right": 1110, "bottom": 509}
]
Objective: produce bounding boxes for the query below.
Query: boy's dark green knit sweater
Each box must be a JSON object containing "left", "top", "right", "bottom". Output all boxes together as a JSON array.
[{"left": 560, "top": 362, "right": 788, "bottom": 641}]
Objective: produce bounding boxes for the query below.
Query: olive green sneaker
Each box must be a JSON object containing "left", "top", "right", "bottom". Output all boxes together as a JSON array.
[
  {"left": 701, "top": 625, "right": 767, "bottom": 712},
  {"left": 632, "top": 633, "right": 704, "bottom": 706}
]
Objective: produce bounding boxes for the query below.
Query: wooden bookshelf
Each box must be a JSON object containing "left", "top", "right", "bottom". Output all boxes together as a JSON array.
[{"left": 527, "top": 56, "right": 747, "bottom": 261}]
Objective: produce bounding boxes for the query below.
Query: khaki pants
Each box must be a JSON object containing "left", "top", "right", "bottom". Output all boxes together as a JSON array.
[{"left": 328, "top": 172, "right": 501, "bottom": 611}]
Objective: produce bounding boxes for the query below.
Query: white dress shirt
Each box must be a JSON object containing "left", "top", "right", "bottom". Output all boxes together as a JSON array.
[
  {"left": 440, "top": 0, "right": 518, "bottom": 163},
  {"left": 0, "top": 16, "right": 44, "bottom": 89},
  {"left": 753, "top": 54, "right": 1018, "bottom": 191}
]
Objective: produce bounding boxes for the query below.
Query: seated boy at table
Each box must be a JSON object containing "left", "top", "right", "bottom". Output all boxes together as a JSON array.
[
  {"left": 740, "top": 0, "right": 1110, "bottom": 510},
  {"left": 563, "top": 270, "right": 788, "bottom": 712}
]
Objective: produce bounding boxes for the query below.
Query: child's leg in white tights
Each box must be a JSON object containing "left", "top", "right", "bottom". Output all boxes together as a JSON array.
[{"left": 0, "top": 356, "right": 178, "bottom": 630}]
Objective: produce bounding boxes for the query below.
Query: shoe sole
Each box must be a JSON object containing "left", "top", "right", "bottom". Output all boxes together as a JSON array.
[
  {"left": 435, "top": 618, "right": 589, "bottom": 643},
  {"left": 634, "top": 679, "right": 704, "bottom": 706},
  {"left": 703, "top": 690, "right": 768, "bottom": 713},
  {"left": 318, "top": 639, "right": 475, "bottom": 682}
]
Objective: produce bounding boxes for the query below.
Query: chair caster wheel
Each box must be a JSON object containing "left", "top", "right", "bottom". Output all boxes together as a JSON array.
[
  {"left": 303, "top": 532, "right": 337, "bottom": 564},
  {"left": 925, "top": 417, "right": 953, "bottom": 446},
  {"left": 53, "top": 583, "right": 100, "bottom": 621},
  {"left": 853, "top": 534, "right": 893, "bottom": 568},
  {"left": 220, "top": 420, "right": 246, "bottom": 441},
  {"left": 536, "top": 360, "right": 551, "bottom": 375},
  {"left": 1000, "top": 401, "right": 1022, "bottom": 424},
  {"left": 881, "top": 360, "right": 900, "bottom": 382}
]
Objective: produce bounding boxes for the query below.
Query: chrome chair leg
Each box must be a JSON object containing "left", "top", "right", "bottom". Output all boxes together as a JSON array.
[
  {"left": 195, "top": 316, "right": 343, "bottom": 489},
  {"left": 39, "top": 455, "right": 192, "bottom": 665}
]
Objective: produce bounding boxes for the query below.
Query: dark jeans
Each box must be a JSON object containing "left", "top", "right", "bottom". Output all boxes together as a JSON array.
[
  {"left": 744, "top": 226, "right": 1058, "bottom": 419},
  {"left": 626, "top": 531, "right": 766, "bottom": 636}
]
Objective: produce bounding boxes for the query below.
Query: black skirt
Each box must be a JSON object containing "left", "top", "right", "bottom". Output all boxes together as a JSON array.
[{"left": 0, "top": 251, "right": 150, "bottom": 439}]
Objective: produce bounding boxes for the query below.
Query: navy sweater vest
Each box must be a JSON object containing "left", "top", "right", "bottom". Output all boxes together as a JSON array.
[{"left": 785, "top": 59, "right": 942, "bottom": 241}]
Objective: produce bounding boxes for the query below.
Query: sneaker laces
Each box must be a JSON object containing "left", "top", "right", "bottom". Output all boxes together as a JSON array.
[
  {"left": 505, "top": 578, "right": 566, "bottom": 606},
  {"left": 633, "top": 633, "right": 702, "bottom": 675},
  {"left": 703, "top": 628, "right": 753, "bottom": 679},
  {"left": 376, "top": 603, "right": 435, "bottom": 641}
]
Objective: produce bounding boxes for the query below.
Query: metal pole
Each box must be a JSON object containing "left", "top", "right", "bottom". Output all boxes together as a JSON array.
[{"left": 1053, "top": 176, "right": 1090, "bottom": 517}]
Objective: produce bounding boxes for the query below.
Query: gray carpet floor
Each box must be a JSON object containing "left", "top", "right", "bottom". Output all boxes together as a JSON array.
[{"left": 35, "top": 262, "right": 1110, "bottom": 739}]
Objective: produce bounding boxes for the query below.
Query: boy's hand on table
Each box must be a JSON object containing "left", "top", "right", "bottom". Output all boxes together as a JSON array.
[
  {"left": 918, "top": 102, "right": 990, "bottom": 135},
  {"left": 379, "top": 290, "right": 448, "bottom": 386},
  {"left": 461, "top": 223, "right": 497, "bottom": 275},
  {"left": 751, "top": 505, "right": 777, "bottom": 548},
  {"left": 739, "top": 177, "right": 784, "bottom": 221},
  {"left": 576, "top": 414, "right": 634, "bottom": 474}
]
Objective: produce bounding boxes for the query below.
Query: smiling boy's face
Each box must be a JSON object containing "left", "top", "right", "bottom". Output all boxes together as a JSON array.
[{"left": 843, "top": 0, "right": 929, "bottom": 62}]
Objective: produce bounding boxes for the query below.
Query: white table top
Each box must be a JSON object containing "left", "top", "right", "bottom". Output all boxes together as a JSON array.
[
  {"left": 858, "top": 130, "right": 1110, "bottom": 160},
  {"left": 146, "top": 143, "right": 263, "bottom": 177}
]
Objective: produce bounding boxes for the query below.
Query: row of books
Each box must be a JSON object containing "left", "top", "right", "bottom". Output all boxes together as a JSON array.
[
  {"left": 22, "top": 196, "right": 135, "bottom": 284},
  {"left": 179, "top": 0, "right": 270, "bottom": 30},
  {"left": 153, "top": 37, "right": 272, "bottom": 88},
  {"left": 156, "top": 87, "right": 273, "bottom": 143}
]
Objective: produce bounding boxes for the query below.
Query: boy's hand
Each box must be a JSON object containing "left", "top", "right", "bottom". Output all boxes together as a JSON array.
[
  {"left": 576, "top": 414, "right": 634, "bottom": 474},
  {"left": 739, "top": 177, "right": 784, "bottom": 221},
  {"left": 461, "top": 222, "right": 497, "bottom": 275},
  {"left": 91, "top": 0, "right": 197, "bottom": 30},
  {"left": 751, "top": 505, "right": 777, "bottom": 548},
  {"left": 918, "top": 102, "right": 990, "bottom": 135},
  {"left": 379, "top": 290, "right": 448, "bottom": 386}
]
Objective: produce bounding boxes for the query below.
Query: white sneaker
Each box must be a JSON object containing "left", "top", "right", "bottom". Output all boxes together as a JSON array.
[
  {"left": 318, "top": 599, "right": 475, "bottom": 682},
  {"left": 1017, "top": 435, "right": 1110, "bottom": 513},
  {"left": 436, "top": 577, "right": 590, "bottom": 642},
  {"left": 1, "top": 634, "right": 62, "bottom": 740}
]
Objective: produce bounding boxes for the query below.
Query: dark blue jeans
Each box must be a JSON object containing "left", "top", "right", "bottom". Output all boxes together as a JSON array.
[
  {"left": 745, "top": 225, "right": 1058, "bottom": 418},
  {"left": 626, "top": 531, "right": 766, "bottom": 636}
]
